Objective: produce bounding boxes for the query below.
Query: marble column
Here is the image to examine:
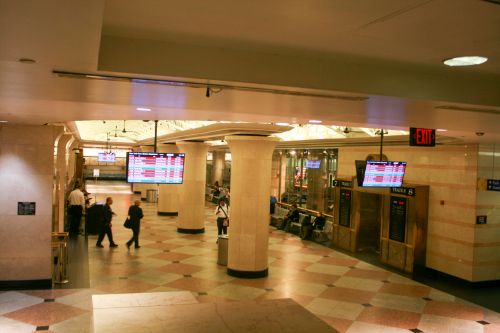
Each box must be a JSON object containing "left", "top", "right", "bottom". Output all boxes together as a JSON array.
[
  {"left": 55, "top": 133, "right": 74, "bottom": 232},
  {"left": 211, "top": 150, "right": 225, "bottom": 186},
  {"left": 225, "top": 135, "right": 279, "bottom": 278},
  {"left": 176, "top": 142, "right": 209, "bottom": 233},
  {"left": 158, "top": 144, "right": 180, "bottom": 216}
]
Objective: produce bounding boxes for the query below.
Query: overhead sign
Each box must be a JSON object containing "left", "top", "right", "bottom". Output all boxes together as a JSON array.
[
  {"left": 391, "top": 187, "right": 416, "bottom": 197},
  {"left": 410, "top": 127, "right": 436, "bottom": 147},
  {"left": 487, "top": 179, "right": 500, "bottom": 192}
]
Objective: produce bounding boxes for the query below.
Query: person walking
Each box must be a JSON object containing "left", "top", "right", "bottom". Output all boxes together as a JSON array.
[
  {"left": 96, "top": 197, "right": 118, "bottom": 248},
  {"left": 67, "top": 184, "right": 85, "bottom": 237},
  {"left": 126, "top": 200, "right": 144, "bottom": 249},
  {"left": 215, "top": 199, "right": 229, "bottom": 241}
]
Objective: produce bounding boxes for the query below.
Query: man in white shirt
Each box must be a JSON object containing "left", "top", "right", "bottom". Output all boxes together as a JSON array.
[{"left": 68, "top": 184, "right": 85, "bottom": 237}]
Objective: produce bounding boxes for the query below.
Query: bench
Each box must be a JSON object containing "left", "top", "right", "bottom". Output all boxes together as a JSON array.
[
  {"left": 290, "top": 213, "right": 309, "bottom": 235},
  {"left": 312, "top": 220, "right": 333, "bottom": 244},
  {"left": 270, "top": 206, "right": 288, "bottom": 227}
]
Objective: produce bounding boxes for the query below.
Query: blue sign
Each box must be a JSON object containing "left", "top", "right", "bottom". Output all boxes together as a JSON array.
[{"left": 487, "top": 179, "right": 500, "bottom": 192}]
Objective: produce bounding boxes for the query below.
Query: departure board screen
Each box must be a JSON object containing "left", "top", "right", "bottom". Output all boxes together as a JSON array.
[
  {"left": 126, "top": 152, "right": 185, "bottom": 184},
  {"left": 362, "top": 161, "right": 406, "bottom": 187}
]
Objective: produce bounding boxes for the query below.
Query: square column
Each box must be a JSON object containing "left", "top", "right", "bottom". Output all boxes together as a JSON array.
[
  {"left": 225, "top": 135, "right": 279, "bottom": 278},
  {"left": 176, "top": 142, "right": 209, "bottom": 233},
  {"left": 157, "top": 145, "right": 179, "bottom": 216}
]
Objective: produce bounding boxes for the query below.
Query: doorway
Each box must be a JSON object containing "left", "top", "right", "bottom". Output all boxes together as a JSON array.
[{"left": 357, "top": 192, "right": 382, "bottom": 253}]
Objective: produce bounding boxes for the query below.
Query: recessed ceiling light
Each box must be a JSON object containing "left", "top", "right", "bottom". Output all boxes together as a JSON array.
[
  {"left": 308, "top": 120, "right": 322, "bottom": 124},
  {"left": 136, "top": 107, "right": 151, "bottom": 112},
  {"left": 276, "top": 122, "right": 289, "bottom": 126},
  {"left": 443, "top": 56, "right": 488, "bottom": 67},
  {"left": 436, "top": 128, "right": 448, "bottom": 132},
  {"left": 0, "top": 120, "right": 8, "bottom": 123}
]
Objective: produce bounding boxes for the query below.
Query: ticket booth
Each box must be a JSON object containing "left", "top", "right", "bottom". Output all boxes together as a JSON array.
[{"left": 332, "top": 178, "right": 429, "bottom": 273}]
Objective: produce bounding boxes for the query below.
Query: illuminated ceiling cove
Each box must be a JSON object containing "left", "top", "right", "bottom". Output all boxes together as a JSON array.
[{"left": 75, "top": 120, "right": 408, "bottom": 144}]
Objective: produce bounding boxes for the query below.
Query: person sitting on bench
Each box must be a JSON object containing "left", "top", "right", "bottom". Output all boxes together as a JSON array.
[
  {"left": 313, "top": 212, "right": 326, "bottom": 230},
  {"left": 279, "top": 203, "right": 299, "bottom": 231},
  {"left": 300, "top": 215, "right": 313, "bottom": 240}
]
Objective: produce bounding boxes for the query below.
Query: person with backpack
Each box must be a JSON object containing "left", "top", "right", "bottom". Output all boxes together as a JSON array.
[{"left": 215, "top": 199, "right": 229, "bottom": 241}]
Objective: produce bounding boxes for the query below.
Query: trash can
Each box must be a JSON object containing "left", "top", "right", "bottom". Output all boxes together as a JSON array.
[
  {"left": 217, "top": 235, "right": 229, "bottom": 266},
  {"left": 146, "top": 189, "right": 158, "bottom": 203},
  {"left": 52, "top": 242, "right": 69, "bottom": 284}
]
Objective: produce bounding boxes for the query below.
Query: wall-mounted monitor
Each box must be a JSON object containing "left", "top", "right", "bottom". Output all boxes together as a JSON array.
[
  {"left": 306, "top": 160, "right": 321, "bottom": 169},
  {"left": 362, "top": 161, "right": 406, "bottom": 187},
  {"left": 126, "top": 152, "right": 185, "bottom": 184},
  {"left": 98, "top": 152, "right": 116, "bottom": 163}
]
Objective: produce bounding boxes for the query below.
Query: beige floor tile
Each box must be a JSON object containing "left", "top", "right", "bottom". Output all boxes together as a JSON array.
[
  {"left": 306, "top": 298, "right": 365, "bottom": 321},
  {"left": 334, "top": 277, "right": 384, "bottom": 292}
]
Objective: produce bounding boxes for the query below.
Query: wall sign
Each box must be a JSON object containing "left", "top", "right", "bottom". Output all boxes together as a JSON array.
[
  {"left": 476, "top": 216, "right": 487, "bottom": 225},
  {"left": 409, "top": 127, "right": 436, "bottom": 147},
  {"left": 486, "top": 179, "right": 500, "bottom": 192},
  {"left": 333, "top": 180, "right": 353, "bottom": 188},
  {"left": 389, "top": 196, "right": 407, "bottom": 242},
  {"left": 390, "top": 187, "right": 416, "bottom": 196},
  {"left": 18, "top": 202, "right": 36, "bottom": 215}
]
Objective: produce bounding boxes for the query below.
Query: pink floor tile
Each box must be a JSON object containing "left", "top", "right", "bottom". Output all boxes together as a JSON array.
[
  {"left": 344, "top": 268, "right": 391, "bottom": 281},
  {"left": 318, "top": 315, "right": 353, "bottom": 333},
  {"left": 148, "top": 251, "right": 194, "bottom": 261},
  {"left": 3, "top": 302, "right": 87, "bottom": 326},
  {"left": 424, "top": 300, "right": 485, "bottom": 321},
  {"left": 164, "top": 277, "right": 224, "bottom": 292},
  {"left": 379, "top": 282, "right": 431, "bottom": 297},
  {"left": 158, "top": 263, "right": 206, "bottom": 275},
  {"left": 319, "top": 286, "right": 376, "bottom": 304},
  {"left": 318, "top": 257, "right": 359, "bottom": 267},
  {"left": 357, "top": 306, "right": 422, "bottom": 329}
]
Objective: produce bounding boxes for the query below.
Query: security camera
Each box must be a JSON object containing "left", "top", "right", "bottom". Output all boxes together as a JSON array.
[{"left": 475, "top": 131, "right": 485, "bottom": 137}]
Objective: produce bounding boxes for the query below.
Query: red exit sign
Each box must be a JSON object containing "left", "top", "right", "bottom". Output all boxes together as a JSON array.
[{"left": 409, "top": 127, "right": 436, "bottom": 147}]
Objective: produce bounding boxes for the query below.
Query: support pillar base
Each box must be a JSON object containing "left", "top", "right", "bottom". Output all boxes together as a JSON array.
[
  {"left": 158, "top": 212, "right": 178, "bottom": 216},
  {"left": 227, "top": 268, "right": 268, "bottom": 279},
  {"left": 177, "top": 228, "right": 205, "bottom": 234}
]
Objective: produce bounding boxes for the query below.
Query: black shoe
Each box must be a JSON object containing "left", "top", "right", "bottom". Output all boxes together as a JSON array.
[
  {"left": 134, "top": 246, "right": 141, "bottom": 249},
  {"left": 96, "top": 244, "right": 104, "bottom": 248},
  {"left": 126, "top": 242, "right": 131, "bottom": 249},
  {"left": 110, "top": 243, "right": 118, "bottom": 248}
]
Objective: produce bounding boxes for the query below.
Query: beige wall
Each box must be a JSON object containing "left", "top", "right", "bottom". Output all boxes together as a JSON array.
[
  {"left": 0, "top": 124, "right": 58, "bottom": 282},
  {"left": 474, "top": 144, "right": 500, "bottom": 281},
  {"left": 337, "top": 144, "right": 496, "bottom": 282}
]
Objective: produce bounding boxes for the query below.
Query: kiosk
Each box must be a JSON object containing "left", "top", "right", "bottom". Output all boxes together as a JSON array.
[{"left": 332, "top": 177, "right": 429, "bottom": 273}]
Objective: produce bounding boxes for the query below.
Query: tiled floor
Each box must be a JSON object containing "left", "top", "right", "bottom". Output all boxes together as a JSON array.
[{"left": 0, "top": 187, "right": 499, "bottom": 332}]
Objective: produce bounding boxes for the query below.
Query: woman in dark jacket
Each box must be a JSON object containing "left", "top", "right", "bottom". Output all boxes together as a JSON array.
[{"left": 126, "top": 200, "right": 144, "bottom": 249}]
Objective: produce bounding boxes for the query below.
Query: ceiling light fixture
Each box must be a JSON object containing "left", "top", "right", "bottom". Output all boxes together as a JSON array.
[
  {"left": 276, "top": 122, "right": 290, "bottom": 126},
  {"left": 0, "top": 120, "right": 8, "bottom": 123},
  {"left": 443, "top": 56, "right": 488, "bottom": 67},
  {"left": 308, "top": 120, "right": 322, "bottom": 124},
  {"left": 436, "top": 128, "right": 448, "bottom": 132},
  {"left": 136, "top": 107, "right": 151, "bottom": 112}
]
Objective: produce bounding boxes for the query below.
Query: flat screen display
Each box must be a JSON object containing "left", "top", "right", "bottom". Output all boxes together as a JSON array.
[
  {"left": 306, "top": 160, "right": 321, "bottom": 169},
  {"left": 362, "top": 161, "right": 406, "bottom": 187},
  {"left": 98, "top": 152, "right": 116, "bottom": 163},
  {"left": 126, "top": 152, "right": 185, "bottom": 184}
]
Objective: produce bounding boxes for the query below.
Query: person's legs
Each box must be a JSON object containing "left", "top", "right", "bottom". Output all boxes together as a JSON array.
[
  {"left": 222, "top": 225, "right": 227, "bottom": 235},
  {"left": 132, "top": 226, "right": 140, "bottom": 248},
  {"left": 217, "top": 218, "right": 223, "bottom": 235},
  {"left": 106, "top": 226, "right": 117, "bottom": 246},
  {"left": 96, "top": 226, "right": 105, "bottom": 247}
]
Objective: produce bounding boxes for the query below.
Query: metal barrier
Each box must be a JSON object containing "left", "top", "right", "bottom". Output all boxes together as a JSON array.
[
  {"left": 51, "top": 232, "right": 69, "bottom": 284},
  {"left": 217, "top": 235, "right": 229, "bottom": 266}
]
